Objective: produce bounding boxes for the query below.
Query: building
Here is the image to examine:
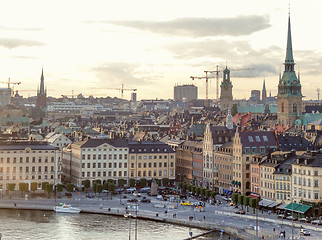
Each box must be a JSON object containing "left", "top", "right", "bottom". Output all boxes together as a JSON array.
[
  {"left": 277, "top": 15, "right": 303, "bottom": 127},
  {"left": 46, "top": 133, "right": 72, "bottom": 149},
  {"left": 250, "top": 90, "right": 260, "bottom": 103},
  {"left": 292, "top": 152, "right": 322, "bottom": 217},
  {"left": 214, "top": 142, "right": 233, "bottom": 194},
  {"left": 62, "top": 138, "right": 129, "bottom": 188},
  {"left": 0, "top": 141, "right": 61, "bottom": 191},
  {"left": 173, "top": 84, "right": 198, "bottom": 102},
  {"left": 0, "top": 88, "right": 11, "bottom": 106},
  {"left": 250, "top": 155, "right": 264, "bottom": 197},
  {"left": 36, "top": 68, "right": 47, "bottom": 111},
  {"left": 220, "top": 67, "right": 233, "bottom": 111},
  {"left": 191, "top": 141, "right": 203, "bottom": 186},
  {"left": 128, "top": 141, "right": 176, "bottom": 182},
  {"left": 232, "top": 130, "right": 278, "bottom": 195}
]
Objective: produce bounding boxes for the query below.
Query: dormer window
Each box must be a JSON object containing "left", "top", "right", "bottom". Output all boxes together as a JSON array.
[
  {"left": 255, "top": 136, "right": 260, "bottom": 142},
  {"left": 248, "top": 136, "right": 254, "bottom": 142}
]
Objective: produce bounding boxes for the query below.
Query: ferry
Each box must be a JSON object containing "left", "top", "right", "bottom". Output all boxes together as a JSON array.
[{"left": 54, "top": 203, "right": 81, "bottom": 213}]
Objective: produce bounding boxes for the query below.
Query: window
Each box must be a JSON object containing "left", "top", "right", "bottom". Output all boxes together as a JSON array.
[
  {"left": 314, "top": 180, "right": 319, "bottom": 188},
  {"left": 263, "top": 136, "right": 268, "bottom": 142},
  {"left": 248, "top": 136, "right": 254, "bottom": 142},
  {"left": 281, "top": 102, "right": 284, "bottom": 113},
  {"left": 314, "top": 170, "right": 318, "bottom": 176},
  {"left": 255, "top": 136, "right": 260, "bottom": 142}
]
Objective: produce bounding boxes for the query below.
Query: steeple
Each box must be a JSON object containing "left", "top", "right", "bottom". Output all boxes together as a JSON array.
[
  {"left": 262, "top": 79, "right": 267, "bottom": 102},
  {"left": 284, "top": 14, "right": 295, "bottom": 72},
  {"left": 40, "top": 67, "right": 45, "bottom": 95},
  {"left": 263, "top": 79, "right": 266, "bottom": 92}
]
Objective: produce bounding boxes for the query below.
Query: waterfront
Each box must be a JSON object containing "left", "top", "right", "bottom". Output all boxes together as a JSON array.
[{"left": 0, "top": 209, "right": 226, "bottom": 240}]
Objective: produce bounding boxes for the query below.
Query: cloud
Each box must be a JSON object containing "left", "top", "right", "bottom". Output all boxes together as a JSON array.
[
  {"left": 91, "top": 62, "right": 161, "bottom": 89},
  {"left": 105, "top": 15, "right": 270, "bottom": 37},
  {"left": 0, "top": 38, "right": 45, "bottom": 49},
  {"left": 0, "top": 25, "right": 43, "bottom": 31}
]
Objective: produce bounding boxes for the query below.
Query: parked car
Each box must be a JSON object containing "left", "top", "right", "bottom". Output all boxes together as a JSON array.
[
  {"left": 300, "top": 229, "right": 311, "bottom": 236},
  {"left": 140, "top": 198, "right": 151, "bottom": 203},
  {"left": 102, "top": 190, "right": 109, "bottom": 193},
  {"left": 86, "top": 194, "right": 94, "bottom": 198},
  {"left": 311, "top": 219, "right": 322, "bottom": 225},
  {"left": 126, "top": 187, "right": 136, "bottom": 194},
  {"left": 65, "top": 192, "right": 72, "bottom": 197},
  {"left": 127, "top": 198, "right": 138, "bottom": 203},
  {"left": 235, "top": 210, "right": 246, "bottom": 215},
  {"left": 116, "top": 188, "right": 124, "bottom": 194},
  {"left": 139, "top": 187, "right": 151, "bottom": 193},
  {"left": 180, "top": 201, "right": 191, "bottom": 206},
  {"left": 277, "top": 214, "right": 287, "bottom": 219},
  {"left": 299, "top": 217, "right": 311, "bottom": 223},
  {"left": 286, "top": 216, "right": 298, "bottom": 221}
]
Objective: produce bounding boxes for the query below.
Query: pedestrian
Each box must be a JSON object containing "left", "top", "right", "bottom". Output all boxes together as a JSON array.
[
  {"left": 262, "top": 235, "right": 264, "bottom": 239},
  {"left": 283, "top": 231, "right": 286, "bottom": 239},
  {"left": 203, "top": 215, "right": 206, "bottom": 220},
  {"left": 273, "top": 227, "right": 275, "bottom": 232}
]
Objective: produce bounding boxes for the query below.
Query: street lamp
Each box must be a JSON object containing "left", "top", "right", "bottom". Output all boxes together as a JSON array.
[{"left": 124, "top": 212, "right": 132, "bottom": 240}]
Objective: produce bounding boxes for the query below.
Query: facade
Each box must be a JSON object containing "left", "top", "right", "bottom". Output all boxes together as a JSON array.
[
  {"left": 0, "top": 141, "right": 61, "bottom": 191},
  {"left": 36, "top": 68, "right": 47, "bottom": 110},
  {"left": 0, "top": 88, "right": 11, "bottom": 106},
  {"left": 259, "top": 157, "right": 279, "bottom": 200},
  {"left": 62, "top": 138, "right": 129, "bottom": 188},
  {"left": 128, "top": 141, "right": 176, "bottom": 181},
  {"left": 232, "top": 130, "right": 278, "bottom": 195},
  {"left": 174, "top": 84, "right": 198, "bottom": 102},
  {"left": 203, "top": 124, "right": 235, "bottom": 190},
  {"left": 277, "top": 15, "right": 303, "bottom": 127},
  {"left": 47, "top": 133, "right": 72, "bottom": 149},
  {"left": 192, "top": 142, "right": 203, "bottom": 186},
  {"left": 214, "top": 142, "right": 233, "bottom": 194},
  {"left": 250, "top": 155, "right": 263, "bottom": 196},
  {"left": 220, "top": 67, "right": 233, "bottom": 111},
  {"left": 292, "top": 152, "right": 322, "bottom": 216}
]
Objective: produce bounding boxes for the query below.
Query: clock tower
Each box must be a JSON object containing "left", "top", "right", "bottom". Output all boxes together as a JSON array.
[
  {"left": 277, "top": 14, "right": 303, "bottom": 127},
  {"left": 220, "top": 67, "right": 233, "bottom": 111}
]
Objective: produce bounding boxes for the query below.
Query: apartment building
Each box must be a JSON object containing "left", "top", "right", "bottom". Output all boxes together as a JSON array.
[
  {"left": 250, "top": 155, "right": 264, "bottom": 197},
  {"left": 128, "top": 141, "right": 175, "bottom": 182},
  {"left": 260, "top": 157, "right": 280, "bottom": 200},
  {"left": 233, "top": 131, "right": 277, "bottom": 195},
  {"left": 0, "top": 141, "right": 61, "bottom": 191},
  {"left": 62, "top": 138, "right": 129, "bottom": 188},
  {"left": 192, "top": 142, "right": 203, "bottom": 186},
  {"left": 175, "top": 141, "right": 194, "bottom": 184},
  {"left": 214, "top": 142, "right": 233, "bottom": 194},
  {"left": 292, "top": 152, "right": 322, "bottom": 216}
]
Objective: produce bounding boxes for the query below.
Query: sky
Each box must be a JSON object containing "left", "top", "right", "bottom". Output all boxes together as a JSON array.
[{"left": 0, "top": 0, "right": 321, "bottom": 101}]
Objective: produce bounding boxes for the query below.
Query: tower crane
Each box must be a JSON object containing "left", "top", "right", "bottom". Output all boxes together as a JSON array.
[
  {"left": 317, "top": 88, "right": 321, "bottom": 101},
  {"left": 204, "top": 65, "right": 221, "bottom": 101},
  {"left": 102, "top": 84, "right": 137, "bottom": 110},
  {"left": 190, "top": 74, "right": 216, "bottom": 107},
  {"left": 0, "top": 78, "right": 21, "bottom": 97}
]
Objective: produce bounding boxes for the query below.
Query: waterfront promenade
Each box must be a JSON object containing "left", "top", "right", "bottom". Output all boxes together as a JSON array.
[{"left": 0, "top": 192, "right": 321, "bottom": 240}]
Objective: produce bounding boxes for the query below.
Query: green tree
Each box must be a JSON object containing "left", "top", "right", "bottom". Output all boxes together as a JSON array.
[
  {"left": 93, "top": 183, "right": 98, "bottom": 196},
  {"left": 191, "top": 186, "right": 196, "bottom": 195},
  {"left": 57, "top": 184, "right": 64, "bottom": 198},
  {"left": 178, "top": 182, "right": 183, "bottom": 189},
  {"left": 94, "top": 179, "right": 101, "bottom": 185},
  {"left": 108, "top": 183, "right": 116, "bottom": 199},
  {"left": 103, "top": 182, "right": 109, "bottom": 191},
  {"left": 232, "top": 193, "right": 240, "bottom": 204},
  {"left": 97, "top": 184, "right": 103, "bottom": 198},
  {"left": 205, "top": 190, "right": 211, "bottom": 198},
  {"left": 19, "top": 183, "right": 27, "bottom": 198},
  {"left": 129, "top": 178, "right": 136, "bottom": 187},
  {"left": 195, "top": 187, "right": 201, "bottom": 196},
  {"left": 31, "top": 182, "right": 38, "bottom": 197},
  {"left": 200, "top": 188, "right": 206, "bottom": 196},
  {"left": 243, "top": 196, "right": 251, "bottom": 211},
  {"left": 238, "top": 195, "right": 245, "bottom": 209},
  {"left": 140, "top": 178, "right": 147, "bottom": 188},
  {"left": 118, "top": 179, "right": 126, "bottom": 187},
  {"left": 83, "top": 180, "right": 90, "bottom": 193},
  {"left": 42, "top": 182, "right": 49, "bottom": 191},
  {"left": 249, "top": 198, "right": 259, "bottom": 214},
  {"left": 231, "top": 104, "right": 238, "bottom": 116},
  {"left": 46, "top": 184, "right": 53, "bottom": 199},
  {"left": 107, "top": 179, "right": 114, "bottom": 184},
  {"left": 210, "top": 191, "right": 217, "bottom": 200},
  {"left": 162, "top": 178, "right": 169, "bottom": 186},
  {"left": 66, "top": 183, "right": 74, "bottom": 194},
  {"left": 8, "top": 183, "right": 15, "bottom": 198}
]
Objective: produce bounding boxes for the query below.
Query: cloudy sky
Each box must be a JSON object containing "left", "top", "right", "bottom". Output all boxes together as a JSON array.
[{"left": 0, "top": 0, "right": 321, "bottom": 100}]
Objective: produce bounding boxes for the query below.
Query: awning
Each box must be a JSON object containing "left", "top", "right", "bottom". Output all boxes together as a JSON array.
[
  {"left": 259, "top": 198, "right": 275, "bottom": 207},
  {"left": 249, "top": 194, "right": 259, "bottom": 198},
  {"left": 267, "top": 201, "right": 281, "bottom": 208},
  {"left": 277, "top": 203, "right": 288, "bottom": 210},
  {"left": 285, "top": 203, "right": 311, "bottom": 214}
]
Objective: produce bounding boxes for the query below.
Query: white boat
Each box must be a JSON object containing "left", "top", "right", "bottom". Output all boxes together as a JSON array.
[{"left": 54, "top": 203, "right": 81, "bottom": 213}]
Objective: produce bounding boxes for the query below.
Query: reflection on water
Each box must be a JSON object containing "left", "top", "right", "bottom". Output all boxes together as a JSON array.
[{"left": 0, "top": 209, "right": 229, "bottom": 240}]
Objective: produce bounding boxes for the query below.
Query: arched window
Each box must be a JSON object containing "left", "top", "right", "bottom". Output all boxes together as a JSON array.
[
  {"left": 293, "top": 103, "right": 297, "bottom": 113},
  {"left": 281, "top": 102, "right": 284, "bottom": 113}
]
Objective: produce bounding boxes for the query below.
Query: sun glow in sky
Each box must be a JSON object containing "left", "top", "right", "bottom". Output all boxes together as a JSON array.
[{"left": 0, "top": 0, "right": 321, "bottom": 100}]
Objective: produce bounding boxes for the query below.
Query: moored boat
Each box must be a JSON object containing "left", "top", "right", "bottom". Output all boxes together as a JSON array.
[{"left": 54, "top": 203, "right": 81, "bottom": 213}]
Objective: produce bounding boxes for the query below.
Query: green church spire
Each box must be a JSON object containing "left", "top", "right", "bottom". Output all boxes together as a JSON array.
[
  {"left": 285, "top": 14, "right": 294, "bottom": 71},
  {"left": 40, "top": 67, "right": 45, "bottom": 95}
]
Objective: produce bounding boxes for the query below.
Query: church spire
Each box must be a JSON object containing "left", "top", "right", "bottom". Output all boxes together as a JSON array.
[
  {"left": 284, "top": 14, "right": 295, "bottom": 71},
  {"left": 40, "top": 67, "right": 45, "bottom": 95}
]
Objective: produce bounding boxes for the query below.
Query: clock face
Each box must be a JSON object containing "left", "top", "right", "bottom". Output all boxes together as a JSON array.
[
  {"left": 293, "top": 80, "right": 297, "bottom": 84},
  {"left": 224, "top": 86, "right": 228, "bottom": 90}
]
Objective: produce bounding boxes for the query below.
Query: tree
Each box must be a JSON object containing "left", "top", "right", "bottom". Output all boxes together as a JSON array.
[
  {"left": 57, "top": 184, "right": 64, "bottom": 198},
  {"left": 94, "top": 179, "right": 101, "bottom": 185},
  {"left": 238, "top": 195, "right": 245, "bottom": 209},
  {"left": 231, "top": 103, "right": 238, "bottom": 116},
  {"left": 108, "top": 183, "right": 116, "bottom": 199},
  {"left": 42, "top": 182, "right": 49, "bottom": 191},
  {"left": 200, "top": 188, "right": 206, "bottom": 197},
  {"left": 118, "top": 179, "right": 126, "bottom": 187},
  {"left": 129, "top": 178, "right": 136, "bottom": 187},
  {"left": 249, "top": 197, "right": 259, "bottom": 214},
  {"left": 162, "top": 178, "right": 169, "bottom": 186},
  {"left": 210, "top": 191, "right": 217, "bottom": 200},
  {"left": 97, "top": 184, "right": 103, "bottom": 198},
  {"left": 232, "top": 193, "right": 240, "bottom": 204},
  {"left": 195, "top": 187, "right": 201, "bottom": 196},
  {"left": 191, "top": 186, "right": 196, "bottom": 195},
  {"left": 83, "top": 180, "right": 90, "bottom": 193},
  {"left": 243, "top": 196, "right": 251, "bottom": 212},
  {"left": 8, "top": 183, "right": 15, "bottom": 198},
  {"left": 93, "top": 183, "right": 98, "bottom": 196},
  {"left": 107, "top": 179, "right": 114, "bottom": 184},
  {"left": 103, "top": 182, "right": 109, "bottom": 191},
  {"left": 205, "top": 190, "right": 211, "bottom": 198},
  {"left": 46, "top": 184, "right": 53, "bottom": 199},
  {"left": 140, "top": 178, "right": 147, "bottom": 188},
  {"left": 66, "top": 183, "right": 74, "bottom": 194},
  {"left": 19, "top": 183, "right": 27, "bottom": 198},
  {"left": 31, "top": 182, "right": 38, "bottom": 196},
  {"left": 178, "top": 182, "right": 183, "bottom": 189}
]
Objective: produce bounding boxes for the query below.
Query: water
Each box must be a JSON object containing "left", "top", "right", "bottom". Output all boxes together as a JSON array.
[{"left": 0, "top": 209, "right": 228, "bottom": 240}]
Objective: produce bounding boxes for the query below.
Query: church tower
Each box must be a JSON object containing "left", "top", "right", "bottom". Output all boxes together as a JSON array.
[
  {"left": 262, "top": 79, "right": 267, "bottom": 103},
  {"left": 36, "top": 68, "right": 47, "bottom": 110},
  {"left": 277, "top": 14, "right": 303, "bottom": 126},
  {"left": 220, "top": 67, "right": 233, "bottom": 111}
]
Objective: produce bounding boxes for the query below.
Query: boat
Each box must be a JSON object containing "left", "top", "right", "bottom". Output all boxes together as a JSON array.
[{"left": 54, "top": 203, "right": 81, "bottom": 213}]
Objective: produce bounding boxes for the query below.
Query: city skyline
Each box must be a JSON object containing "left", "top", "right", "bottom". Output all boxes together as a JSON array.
[{"left": 0, "top": 0, "right": 321, "bottom": 100}]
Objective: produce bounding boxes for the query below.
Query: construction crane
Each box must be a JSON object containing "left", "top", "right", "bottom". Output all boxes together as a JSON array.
[
  {"left": 190, "top": 74, "right": 216, "bottom": 107},
  {"left": 204, "top": 65, "right": 221, "bottom": 101},
  {"left": 0, "top": 78, "right": 21, "bottom": 97},
  {"left": 102, "top": 84, "right": 137, "bottom": 110},
  {"left": 61, "top": 90, "right": 75, "bottom": 99},
  {"left": 318, "top": 88, "right": 321, "bottom": 101}
]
